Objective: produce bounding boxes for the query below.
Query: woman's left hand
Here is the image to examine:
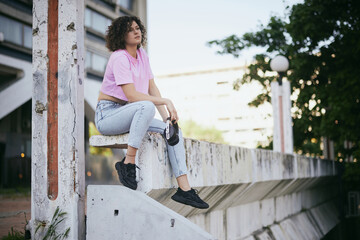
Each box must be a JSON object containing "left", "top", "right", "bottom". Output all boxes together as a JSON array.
[{"left": 165, "top": 99, "right": 179, "bottom": 123}]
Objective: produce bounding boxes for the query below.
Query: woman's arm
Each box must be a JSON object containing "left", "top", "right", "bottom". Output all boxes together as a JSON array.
[
  {"left": 121, "top": 80, "right": 178, "bottom": 122},
  {"left": 148, "top": 79, "right": 170, "bottom": 122}
]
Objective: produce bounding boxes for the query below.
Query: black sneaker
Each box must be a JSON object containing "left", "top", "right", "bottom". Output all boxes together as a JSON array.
[
  {"left": 115, "top": 157, "right": 139, "bottom": 190},
  {"left": 171, "top": 188, "right": 209, "bottom": 209}
]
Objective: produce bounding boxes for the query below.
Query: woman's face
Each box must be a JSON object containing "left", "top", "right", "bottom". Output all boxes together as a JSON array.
[{"left": 125, "top": 21, "right": 142, "bottom": 47}]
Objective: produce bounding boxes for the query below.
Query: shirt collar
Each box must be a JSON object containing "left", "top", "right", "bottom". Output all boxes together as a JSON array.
[{"left": 125, "top": 49, "right": 139, "bottom": 65}]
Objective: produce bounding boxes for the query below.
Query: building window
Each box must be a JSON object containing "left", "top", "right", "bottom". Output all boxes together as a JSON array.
[
  {"left": 85, "top": 8, "right": 112, "bottom": 35},
  {"left": 0, "top": 15, "right": 32, "bottom": 49},
  {"left": 217, "top": 81, "right": 229, "bottom": 85},
  {"left": 117, "top": 0, "right": 133, "bottom": 11},
  {"left": 86, "top": 51, "right": 108, "bottom": 73},
  {"left": 218, "top": 117, "right": 230, "bottom": 121}
]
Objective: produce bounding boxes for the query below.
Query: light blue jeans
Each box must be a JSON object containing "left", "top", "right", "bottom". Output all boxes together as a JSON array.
[{"left": 95, "top": 100, "right": 188, "bottom": 178}]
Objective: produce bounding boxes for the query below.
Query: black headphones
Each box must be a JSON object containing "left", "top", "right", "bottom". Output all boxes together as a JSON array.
[{"left": 163, "top": 117, "right": 179, "bottom": 146}]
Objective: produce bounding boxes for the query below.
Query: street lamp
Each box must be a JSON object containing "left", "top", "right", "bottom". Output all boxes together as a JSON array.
[
  {"left": 270, "top": 55, "right": 293, "bottom": 154},
  {"left": 270, "top": 55, "right": 289, "bottom": 85}
]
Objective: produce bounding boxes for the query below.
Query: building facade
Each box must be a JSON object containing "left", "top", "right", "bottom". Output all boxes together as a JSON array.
[{"left": 154, "top": 66, "right": 274, "bottom": 148}]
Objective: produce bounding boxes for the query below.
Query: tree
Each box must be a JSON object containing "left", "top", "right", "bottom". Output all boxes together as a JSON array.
[
  {"left": 208, "top": 0, "right": 360, "bottom": 160},
  {"left": 89, "top": 122, "right": 113, "bottom": 156}
]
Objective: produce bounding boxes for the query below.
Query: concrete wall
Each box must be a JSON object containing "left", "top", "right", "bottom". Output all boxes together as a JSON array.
[
  {"left": 87, "top": 185, "right": 216, "bottom": 240},
  {"left": 89, "top": 133, "right": 339, "bottom": 239}
]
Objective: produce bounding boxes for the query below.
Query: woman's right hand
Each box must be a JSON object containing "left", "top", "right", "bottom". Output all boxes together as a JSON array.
[{"left": 165, "top": 99, "right": 179, "bottom": 123}]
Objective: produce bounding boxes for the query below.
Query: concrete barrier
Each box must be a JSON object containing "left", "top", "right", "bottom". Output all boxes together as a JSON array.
[
  {"left": 86, "top": 185, "right": 216, "bottom": 240},
  {"left": 89, "top": 132, "right": 339, "bottom": 239}
]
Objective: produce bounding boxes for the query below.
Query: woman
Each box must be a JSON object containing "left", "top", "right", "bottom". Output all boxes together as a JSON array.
[{"left": 95, "top": 16, "right": 209, "bottom": 209}]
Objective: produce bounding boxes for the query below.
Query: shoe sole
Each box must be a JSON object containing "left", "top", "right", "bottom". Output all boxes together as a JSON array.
[
  {"left": 171, "top": 195, "right": 209, "bottom": 209},
  {"left": 115, "top": 162, "right": 137, "bottom": 190}
]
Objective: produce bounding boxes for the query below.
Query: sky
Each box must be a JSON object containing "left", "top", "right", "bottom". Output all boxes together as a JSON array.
[{"left": 147, "top": 0, "right": 303, "bottom": 75}]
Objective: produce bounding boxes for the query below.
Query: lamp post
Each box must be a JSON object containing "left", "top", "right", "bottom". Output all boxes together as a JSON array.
[
  {"left": 270, "top": 55, "right": 289, "bottom": 85},
  {"left": 270, "top": 55, "right": 293, "bottom": 154}
]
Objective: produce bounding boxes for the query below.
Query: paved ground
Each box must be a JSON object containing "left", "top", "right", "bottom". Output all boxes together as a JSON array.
[{"left": 0, "top": 196, "right": 31, "bottom": 238}]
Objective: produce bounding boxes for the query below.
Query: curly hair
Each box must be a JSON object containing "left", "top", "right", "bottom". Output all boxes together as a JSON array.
[{"left": 105, "top": 16, "right": 147, "bottom": 52}]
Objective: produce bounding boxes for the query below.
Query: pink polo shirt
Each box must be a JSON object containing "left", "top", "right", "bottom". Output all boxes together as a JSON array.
[{"left": 100, "top": 48, "right": 154, "bottom": 101}]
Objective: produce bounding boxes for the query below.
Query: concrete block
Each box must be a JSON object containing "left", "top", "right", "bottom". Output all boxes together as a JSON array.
[
  {"left": 260, "top": 198, "right": 275, "bottom": 227},
  {"left": 206, "top": 210, "right": 226, "bottom": 240},
  {"left": 89, "top": 134, "right": 129, "bottom": 149},
  {"left": 291, "top": 212, "right": 322, "bottom": 239},
  {"left": 86, "top": 185, "right": 216, "bottom": 240},
  {"left": 227, "top": 202, "right": 262, "bottom": 239},
  {"left": 240, "top": 236, "right": 256, "bottom": 240},
  {"left": 253, "top": 149, "right": 282, "bottom": 181},
  {"left": 309, "top": 201, "right": 339, "bottom": 235},
  {"left": 188, "top": 210, "right": 226, "bottom": 240},
  {"left": 255, "top": 229, "right": 273, "bottom": 240},
  {"left": 279, "top": 218, "right": 305, "bottom": 239},
  {"left": 187, "top": 213, "right": 206, "bottom": 231},
  {"left": 301, "top": 185, "right": 338, "bottom": 209},
  {"left": 296, "top": 155, "right": 312, "bottom": 178},
  {"left": 275, "top": 193, "right": 302, "bottom": 222},
  {"left": 269, "top": 224, "right": 289, "bottom": 240},
  {"left": 268, "top": 200, "right": 338, "bottom": 240}
]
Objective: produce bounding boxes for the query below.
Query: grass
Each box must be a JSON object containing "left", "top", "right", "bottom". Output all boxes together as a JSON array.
[
  {"left": 35, "top": 207, "right": 70, "bottom": 240},
  {"left": 0, "top": 209, "right": 29, "bottom": 240},
  {"left": 0, "top": 187, "right": 31, "bottom": 198},
  {"left": 0, "top": 228, "right": 24, "bottom": 240}
]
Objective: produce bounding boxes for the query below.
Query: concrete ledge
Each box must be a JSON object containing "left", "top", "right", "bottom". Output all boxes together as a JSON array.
[
  {"left": 89, "top": 133, "right": 340, "bottom": 239},
  {"left": 90, "top": 133, "right": 337, "bottom": 189},
  {"left": 90, "top": 133, "right": 337, "bottom": 203},
  {"left": 90, "top": 134, "right": 129, "bottom": 149},
  {"left": 86, "top": 185, "right": 216, "bottom": 240}
]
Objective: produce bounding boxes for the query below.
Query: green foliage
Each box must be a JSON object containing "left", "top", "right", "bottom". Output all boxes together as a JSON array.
[
  {"left": 180, "top": 120, "right": 226, "bottom": 144},
  {"left": 1, "top": 209, "right": 29, "bottom": 240},
  {"left": 1, "top": 228, "right": 24, "bottom": 240},
  {"left": 89, "top": 121, "right": 113, "bottom": 156},
  {"left": 208, "top": 0, "right": 360, "bottom": 159},
  {"left": 0, "top": 187, "right": 31, "bottom": 197},
  {"left": 257, "top": 137, "right": 273, "bottom": 150},
  {"left": 35, "top": 207, "right": 70, "bottom": 240},
  {"left": 342, "top": 162, "right": 360, "bottom": 192}
]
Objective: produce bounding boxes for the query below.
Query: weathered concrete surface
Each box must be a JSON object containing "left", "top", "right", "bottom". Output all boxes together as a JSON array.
[
  {"left": 271, "top": 81, "right": 293, "bottom": 154},
  {"left": 31, "top": 0, "right": 85, "bottom": 239},
  {"left": 86, "top": 185, "right": 216, "bottom": 240},
  {"left": 90, "top": 133, "right": 339, "bottom": 239}
]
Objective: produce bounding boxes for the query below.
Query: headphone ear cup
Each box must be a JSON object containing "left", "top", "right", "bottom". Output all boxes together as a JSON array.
[{"left": 163, "top": 123, "right": 180, "bottom": 146}]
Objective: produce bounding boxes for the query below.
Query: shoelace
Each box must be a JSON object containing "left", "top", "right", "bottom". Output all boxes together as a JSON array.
[
  {"left": 188, "top": 189, "right": 203, "bottom": 202},
  {"left": 126, "top": 164, "right": 140, "bottom": 178}
]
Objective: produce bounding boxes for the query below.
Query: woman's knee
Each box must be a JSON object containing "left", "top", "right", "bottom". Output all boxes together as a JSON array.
[{"left": 139, "top": 100, "right": 155, "bottom": 117}]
